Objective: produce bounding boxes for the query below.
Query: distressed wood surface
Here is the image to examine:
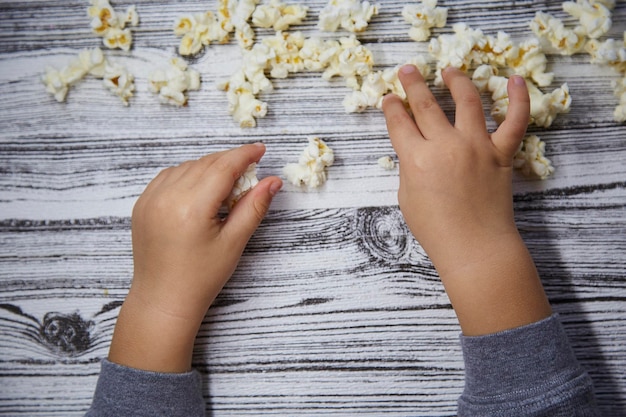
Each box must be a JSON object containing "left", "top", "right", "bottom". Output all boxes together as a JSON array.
[{"left": 0, "top": 1, "right": 625, "bottom": 415}]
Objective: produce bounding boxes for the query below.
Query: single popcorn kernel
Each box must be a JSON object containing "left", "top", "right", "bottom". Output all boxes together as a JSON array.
[
  {"left": 377, "top": 156, "right": 396, "bottom": 170},
  {"left": 513, "top": 135, "right": 555, "bottom": 179}
]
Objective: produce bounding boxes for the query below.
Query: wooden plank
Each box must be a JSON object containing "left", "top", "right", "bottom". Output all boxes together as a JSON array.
[{"left": 0, "top": 0, "right": 625, "bottom": 415}]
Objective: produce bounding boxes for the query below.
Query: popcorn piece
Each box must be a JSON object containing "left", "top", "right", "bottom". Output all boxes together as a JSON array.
[
  {"left": 263, "top": 31, "right": 306, "bottom": 78},
  {"left": 377, "top": 156, "right": 395, "bottom": 170},
  {"left": 613, "top": 75, "right": 626, "bottom": 122},
  {"left": 563, "top": 0, "right": 612, "bottom": 39},
  {"left": 87, "top": 0, "right": 139, "bottom": 51},
  {"left": 149, "top": 58, "right": 201, "bottom": 107},
  {"left": 226, "top": 163, "right": 259, "bottom": 208},
  {"left": 219, "top": 69, "right": 269, "bottom": 128},
  {"left": 529, "top": 11, "right": 586, "bottom": 55},
  {"left": 513, "top": 135, "right": 555, "bottom": 179},
  {"left": 102, "top": 62, "right": 135, "bottom": 106},
  {"left": 322, "top": 35, "right": 375, "bottom": 89},
  {"left": 42, "top": 67, "right": 70, "bottom": 102},
  {"left": 252, "top": 0, "right": 308, "bottom": 31},
  {"left": 283, "top": 137, "right": 335, "bottom": 188},
  {"left": 504, "top": 39, "right": 554, "bottom": 87},
  {"left": 402, "top": 0, "right": 447, "bottom": 42},
  {"left": 318, "top": 0, "right": 379, "bottom": 33},
  {"left": 475, "top": 68, "right": 571, "bottom": 128},
  {"left": 343, "top": 57, "right": 431, "bottom": 112},
  {"left": 585, "top": 37, "right": 626, "bottom": 73}
]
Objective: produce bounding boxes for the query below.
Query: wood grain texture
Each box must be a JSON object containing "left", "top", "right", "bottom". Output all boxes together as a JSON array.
[{"left": 0, "top": 0, "right": 625, "bottom": 415}]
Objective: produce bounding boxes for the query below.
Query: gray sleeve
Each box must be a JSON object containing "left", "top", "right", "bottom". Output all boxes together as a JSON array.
[
  {"left": 85, "top": 359, "right": 205, "bottom": 417},
  {"left": 458, "top": 314, "right": 600, "bottom": 416}
]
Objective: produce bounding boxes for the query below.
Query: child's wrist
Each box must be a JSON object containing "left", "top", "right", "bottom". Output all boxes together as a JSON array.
[{"left": 108, "top": 291, "right": 203, "bottom": 373}]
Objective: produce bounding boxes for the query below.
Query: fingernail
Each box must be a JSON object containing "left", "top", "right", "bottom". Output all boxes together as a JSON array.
[
  {"left": 400, "top": 65, "right": 417, "bottom": 74},
  {"left": 269, "top": 180, "right": 282, "bottom": 196},
  {"left": 511, "top": 75, "right": 526, "bottom": 86},
  {"left": 254, "top": 142, "right": 265, "bottom": 148}
]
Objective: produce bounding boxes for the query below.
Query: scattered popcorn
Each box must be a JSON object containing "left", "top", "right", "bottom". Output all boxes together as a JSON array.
[
  {"left": 174, "top": 0, "right": 259, "bottom": 55},
  {"left": 174, "top": 12, "right": 230, "bottom": 56},
  {"left": 42, "top": 47, "right": 134, "bottom": 105},
  {"left": 264, "top": 31, "right": 306, "bottom": 78},
  {"left": 377, "top": 156, "right": 396, "bottom": 170},
  {"left": 226, "top": 163, "right": 260, "bottom": 208},
  {"left": 513, "top": 135, "right": 555, "bottom": 179},
  {"left": 429, "top": 23, "right": 555, "bottom": 88},
  {"left": 343, "top": 57, "right": 431, "bottom": 112},
  {"left": 318, "top": 0, "right": 379, "bottom": 33},
  {"left": 530, "top": 11, "right": 586, "bottom": 55},
  {"left": 563, "top": 0, "right": 612, "bottom": 39},
  {"left": 283, "top": 137, "right": 335, "bottom": 188},
  {"left": 87, "top": 0, "right": 139, "bottom": 51},
  {"left": 148, "top": 58, "right": 201, "bottom": 107},
  {"left": 102, "top": 62, "right": 135, "bottom": 106},
  {"left": 252, "top": 0, "right": 308, "bottom": 31},
  {"left": 402, "top": 0, "right": 447, "bottom": 42}
]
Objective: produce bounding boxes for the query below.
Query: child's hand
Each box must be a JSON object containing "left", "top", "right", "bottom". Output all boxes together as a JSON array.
[
  {"left": 382, "top": 66, "right": 551, "bottom": 336},
  {"left": 109, "top": 143, "right": 282, "bottom": 372}
]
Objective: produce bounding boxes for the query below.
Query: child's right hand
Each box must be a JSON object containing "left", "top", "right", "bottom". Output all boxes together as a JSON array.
[
  {"left": 108, "top": 143, "right": 282, "bottom": 373},
  {"left": 382, "top": 66, "right": 552, "bottom": 336}
]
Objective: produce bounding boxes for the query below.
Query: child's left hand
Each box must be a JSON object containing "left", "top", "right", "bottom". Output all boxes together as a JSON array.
[{"left": 108, "top": 143, "right": 282, "bottom": 373}]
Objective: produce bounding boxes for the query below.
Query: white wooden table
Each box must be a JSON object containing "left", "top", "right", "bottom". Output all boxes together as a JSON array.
[{"left": 1, "top": 1, "right": 625, "bottom": 415}]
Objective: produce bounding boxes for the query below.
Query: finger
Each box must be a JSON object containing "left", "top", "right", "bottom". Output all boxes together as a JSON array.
[
  {"left": 398, "top": 64, "right": 450, "bottom": 139},
  {"left": 442, "top": 67, "right": 487, "bottom": 132},
  {"left": 381, "top": 93, "right": 423, "bottom": 158},
  {"left": 491, "top": 76, "right": 530, "bottom": 159},
  {"left": 193, "top": 143, "right": 267, "bottom": 200},
  {"left": 222, "top": 176, "right": 282, "bottom": 247}
]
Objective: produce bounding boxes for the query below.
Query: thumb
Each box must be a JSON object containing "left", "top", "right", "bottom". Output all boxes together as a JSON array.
[
  {"left": 223, "top": 176, "right": 282, "bottom": 244},
  {"left": 491, "top": 75, "right": 530, "bottom": 161}
]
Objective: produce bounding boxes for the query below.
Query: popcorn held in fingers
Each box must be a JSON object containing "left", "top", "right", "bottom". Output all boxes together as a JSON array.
[
  {"left": 318, "top": 0, "right": 379, "bottom": 33},
  {"left": 252, "top": 0, "right": 308, "bottom": 31},
  {"left": 283, "top": 137, "right": 335, "bottom": 189},
  {"left": 148, "top": 58, "right": 201, "bottom": 107},
  {"left": 402, "top": 0, "right": 448, "bottom": 42},
  {"left": 226, "top": 163, "right": 260, "bottom": 209},
  {"left": 88, "top": 0, "right": 139, "bottom": 51},
  {"left": 513, "top": 135, "right": 555, "bottom": 179}
]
